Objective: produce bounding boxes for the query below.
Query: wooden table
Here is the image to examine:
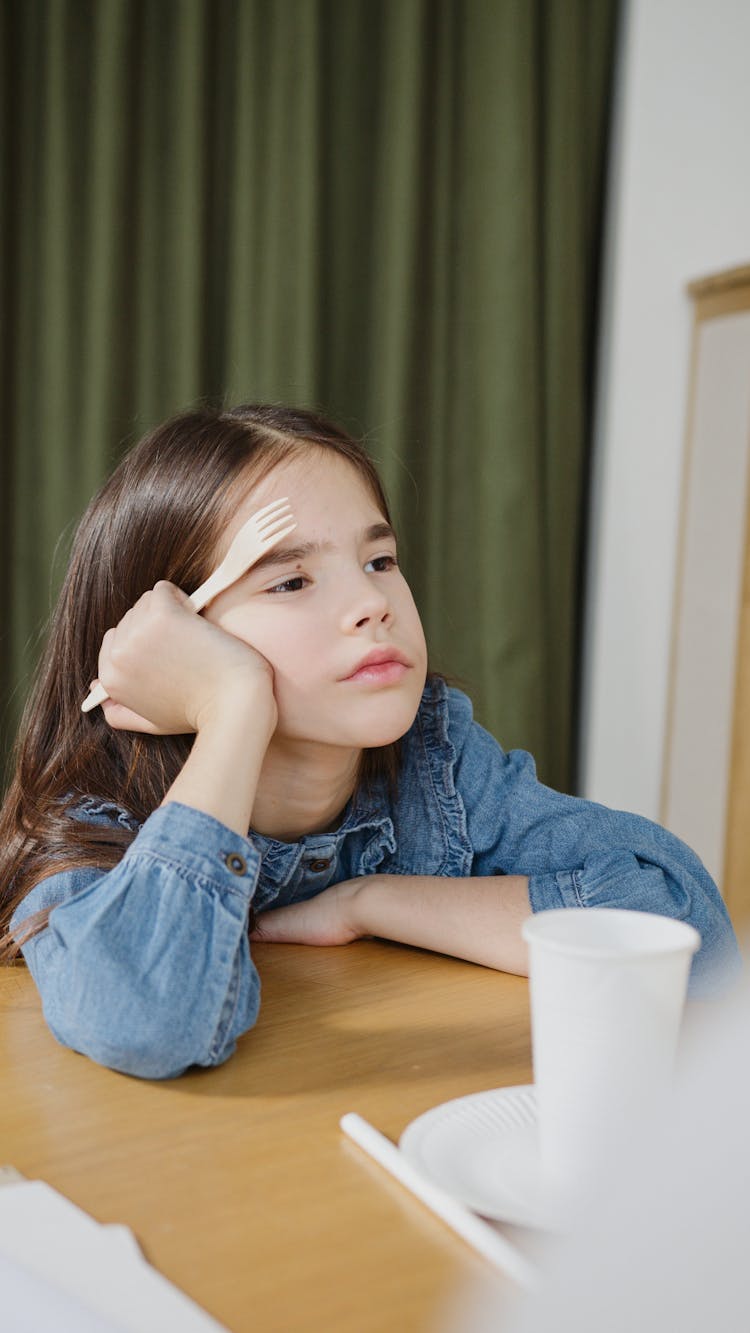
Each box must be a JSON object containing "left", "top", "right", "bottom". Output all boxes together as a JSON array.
[{"left": 0, "top": 941, "right": 533, "bottom": 1332}]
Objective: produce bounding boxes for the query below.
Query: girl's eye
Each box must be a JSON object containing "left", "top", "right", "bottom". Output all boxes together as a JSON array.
[
  {"left": 365, "top": 554, "right": 398, "bottom": 573},
  {"left": 265, "top": 575, "right": 310, "bottom": 595},
  {"left": 264, "top": 554, "right": 397, "bottom": 594}
]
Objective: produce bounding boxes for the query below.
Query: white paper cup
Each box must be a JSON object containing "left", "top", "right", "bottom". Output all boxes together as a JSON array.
[{"left": 521, "top": 908, "right": 700, "bottom": 1202}]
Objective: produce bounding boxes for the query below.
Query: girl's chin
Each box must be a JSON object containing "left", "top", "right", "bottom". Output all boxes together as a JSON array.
[
  {"left": 342, "top": 696, "right": 423, "bottom": 748},
  {"left": 277, "top": 699, "right": 422, "bottom": 750}
]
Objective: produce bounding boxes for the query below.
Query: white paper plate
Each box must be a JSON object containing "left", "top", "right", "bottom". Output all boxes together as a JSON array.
[{"left": 399, "top": 1085, "right": 556, "bottom": 1230}]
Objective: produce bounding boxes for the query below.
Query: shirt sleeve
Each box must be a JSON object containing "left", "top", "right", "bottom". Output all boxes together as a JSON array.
[
  {"left": 12, "top": 802, "right": 262, "bottom": 1079},
  {"left": 446, "top": 690, "right": 742, "bottom": 995}
]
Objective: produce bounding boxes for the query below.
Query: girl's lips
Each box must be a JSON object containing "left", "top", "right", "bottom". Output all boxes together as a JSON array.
[
  {"left": 343, "top": 645, "right": 412, "bottom": 678},
  {"left": 343, "top": 661, "right": 410, "bottom": 685}
]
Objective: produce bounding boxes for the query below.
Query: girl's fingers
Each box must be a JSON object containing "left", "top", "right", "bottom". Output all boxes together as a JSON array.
[
  {"left": 249, "top": 888, "right": 360, "bottom": 947},
  {"left": 153, "top": 579, "right": 194, "bottom": 608},
  {"left": 100, "top": 698, "right": 169, "bottom": 735},
  {"left": 94, "top": 666, "right": 185, "bottom": 733},
  {"left": 96, "top": 628, "right": 116, "bottom": 682},
  {"left": 249, "top": 905, "right": 302, "bottom": 943}
]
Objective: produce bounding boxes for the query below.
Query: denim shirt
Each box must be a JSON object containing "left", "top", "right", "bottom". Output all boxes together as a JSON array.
[{"left": 12, "top": 679, "right": 741, "bottom": 1079}]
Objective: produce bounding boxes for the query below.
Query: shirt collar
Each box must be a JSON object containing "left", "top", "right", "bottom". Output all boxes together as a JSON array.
[{"left": 251, "top": 773, "right": 395, "bottom": 878}]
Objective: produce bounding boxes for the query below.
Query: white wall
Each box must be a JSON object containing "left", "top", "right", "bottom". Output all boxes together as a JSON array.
[{"left": 580, "top": 0, "right": 750, "bottom": 821}]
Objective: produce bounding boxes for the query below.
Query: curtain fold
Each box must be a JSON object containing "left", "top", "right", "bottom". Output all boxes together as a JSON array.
[{"left": 1, "top": 0, "right": 619, "bottom": 790}]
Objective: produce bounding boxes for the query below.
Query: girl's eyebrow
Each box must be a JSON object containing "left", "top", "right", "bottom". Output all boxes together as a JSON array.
[{"left": 248, "top": 521, "right": 396, "bottom": 575}]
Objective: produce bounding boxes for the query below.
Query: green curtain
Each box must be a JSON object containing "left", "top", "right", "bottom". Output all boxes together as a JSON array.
[{"left": 0, "top": 0, "right": 619, "bottom": 791}]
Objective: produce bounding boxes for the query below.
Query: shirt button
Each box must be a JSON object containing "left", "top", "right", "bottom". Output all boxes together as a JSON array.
[
  {"left": 307, "top": 858, "right": 332, "bottom": 873},
  {"left": 223, "top": 852, "right": 247, "bottom": 876}
]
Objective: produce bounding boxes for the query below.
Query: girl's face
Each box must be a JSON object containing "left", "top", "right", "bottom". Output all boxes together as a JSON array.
[{"left": 205, "top": 450, "right": 428, "bottom": 753}]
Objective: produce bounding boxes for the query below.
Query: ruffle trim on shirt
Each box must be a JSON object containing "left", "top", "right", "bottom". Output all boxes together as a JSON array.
[
  {"left": 398, "top": 676, "right": 474, "bottom": 876},
  {"left": 252, "top": 789, "right": 396, "bottom": 884},
  {"left": 72, "top": 795, "right": 142, "bottom": 833}
]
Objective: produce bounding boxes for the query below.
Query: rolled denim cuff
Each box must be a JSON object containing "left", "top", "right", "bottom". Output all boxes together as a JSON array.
[
  {"left": 527, "top": 869, "right": 584, "bottom": 912},
  {"left": 127, "top": 801, "right": 261, "bottom": 900}
]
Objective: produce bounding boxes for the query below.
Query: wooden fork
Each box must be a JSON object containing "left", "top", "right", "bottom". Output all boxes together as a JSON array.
[{"left": 80, "top": 497, "right": 296, "bottom": 713}]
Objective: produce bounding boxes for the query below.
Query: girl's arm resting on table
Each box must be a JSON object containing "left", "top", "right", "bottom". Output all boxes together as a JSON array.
[
  {"left": 252, "top": 873, "right": 532, "bottom": 976},
  {"left": 252, "top": 850, "right": 742, "bottom": 995},
  {"left": 13, "top": 584, "right": 279, "bottom": 1079},
  {"left": 444, "top": 694, "right": 743, "bottom": 996},
  {"left": 16, "top": 802, "right": 262, "bottom": 1080},
  {"left": 21, "top": 689, "right": 275, "bottom": 1078}
]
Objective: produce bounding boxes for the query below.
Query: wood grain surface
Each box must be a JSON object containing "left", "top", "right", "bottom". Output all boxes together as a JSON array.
[{"left": 0, "top": 941, "right": 533, "bottom": 1332}]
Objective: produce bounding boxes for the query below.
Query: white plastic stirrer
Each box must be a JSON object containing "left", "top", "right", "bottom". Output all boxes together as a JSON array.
[{"left": 340, "top": 1113, "right": 539, "bottom": 1289}]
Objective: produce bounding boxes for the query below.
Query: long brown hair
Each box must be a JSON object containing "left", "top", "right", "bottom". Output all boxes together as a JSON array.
[{"left": 0, "top": 404, "right": 406, "bottom": 960}]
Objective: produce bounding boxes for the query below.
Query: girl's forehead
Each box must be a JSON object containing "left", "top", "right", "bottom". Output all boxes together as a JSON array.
[
  {"left": 216, "top": 450, "right": 386, "bottom": 556},
  {"left": 241, "top": 450, "right": 381, "bottom": 512}
]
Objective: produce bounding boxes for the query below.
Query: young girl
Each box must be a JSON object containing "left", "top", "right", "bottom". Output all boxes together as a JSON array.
[{"left": 0, "top": 405, "right": 740, "bottom": 1079}]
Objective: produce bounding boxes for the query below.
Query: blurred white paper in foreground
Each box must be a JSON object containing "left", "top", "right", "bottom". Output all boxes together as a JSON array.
[
  {"left": 0, "top": 1179, "right": 227, "bottom": 1333},
  {"left": 441, "top": 972, "right": 750, "bottom": 1333}
]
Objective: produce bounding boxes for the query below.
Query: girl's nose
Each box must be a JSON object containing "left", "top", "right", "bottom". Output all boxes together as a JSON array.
[{"left": 340, "top": 573, "right": 392, "bottom": 633}]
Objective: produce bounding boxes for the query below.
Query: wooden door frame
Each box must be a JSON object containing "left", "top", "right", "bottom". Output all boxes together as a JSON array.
[{"left": 662, "top": 264, "right": 750, "bottom": 930}]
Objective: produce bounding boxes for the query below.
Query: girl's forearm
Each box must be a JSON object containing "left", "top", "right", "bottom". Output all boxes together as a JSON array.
[
  {"left": 351, "top": 874, "right": 532, "bottom": 975},
  {"left": 161, "top": 699, "right": 270, "bottom": 837}
]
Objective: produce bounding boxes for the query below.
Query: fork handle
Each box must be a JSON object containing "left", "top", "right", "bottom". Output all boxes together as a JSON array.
[
  {"left": 188, "top": 566, "right": 227, "bottom": 612},
  {"left": 81, "top": 681, "right": 110, "bottom": 713}
]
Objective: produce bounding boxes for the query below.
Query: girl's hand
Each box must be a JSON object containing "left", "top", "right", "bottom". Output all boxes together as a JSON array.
[
  {"left": 250, "top": 879, "right": 364, "bottom": 947},
  {"left": 92, "top": 581, "right": 277, "bottom": 737}
]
